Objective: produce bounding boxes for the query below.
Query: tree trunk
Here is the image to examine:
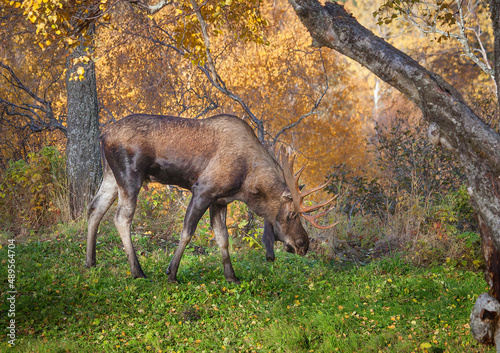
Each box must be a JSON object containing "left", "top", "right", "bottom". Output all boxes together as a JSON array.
[
  {"left": 65, "top": 34, "right": 101, "bottom": 219},
  {"left": 490, "top": 0, "right": 500, "bottom": 100},
  {"left": 286, "top": 0, "right": 500, "bottom": 347}
]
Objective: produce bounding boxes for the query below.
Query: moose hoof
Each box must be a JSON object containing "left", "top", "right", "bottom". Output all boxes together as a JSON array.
[
  {"left": 266, "top": 255, "right": 276, "bottom": 262},
  {"left": 84, "top": 261, "right": 96, "bottom": 268},
  {"left": 226, "top": 277, "right": 241, "bottom": 285},
  {"left": 130, "top": 269, "right": 147, "bottom": 279}
]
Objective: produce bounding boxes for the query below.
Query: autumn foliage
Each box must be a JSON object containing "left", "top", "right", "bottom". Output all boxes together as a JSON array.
[
  {"left": 0, "top": 146, "right": 68, "bottom": 232},
  {"left": 0, "top": 0, "right": 495, "bottom": 268}
]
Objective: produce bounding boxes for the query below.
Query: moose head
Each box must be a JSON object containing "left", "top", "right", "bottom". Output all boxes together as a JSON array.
[{"left": 262, "top": 145, "right": 338, "bottom": 262}]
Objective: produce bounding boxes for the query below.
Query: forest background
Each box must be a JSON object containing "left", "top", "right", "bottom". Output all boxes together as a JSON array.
[
  {"left": 1, "top": 0, "right": 498, "bottom": 351},
  {"left": 1, "top": 0, "right": 494, "bottom": 265}
]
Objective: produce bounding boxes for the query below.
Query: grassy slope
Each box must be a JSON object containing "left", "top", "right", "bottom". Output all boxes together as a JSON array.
[{"left": 0, "top": 223, "right": 493, "bottom": 353}]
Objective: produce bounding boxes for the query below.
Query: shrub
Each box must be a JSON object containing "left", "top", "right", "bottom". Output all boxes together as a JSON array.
[
  {"left": 134, "top": 183, "right": 188, "bottom": 239},
  {"left": 0, "top": 146, "right": 68, "bottom": 233},
  {"left": 326, "top": 117, "right": 466, "bottom": 221},
  {"left": 321, "top": 117, "right": 481, "bottom": 268}
]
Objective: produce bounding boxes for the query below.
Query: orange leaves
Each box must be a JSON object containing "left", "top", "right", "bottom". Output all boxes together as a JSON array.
[{"left": 10, "top": 0, "right": 110, "bottom": 52}]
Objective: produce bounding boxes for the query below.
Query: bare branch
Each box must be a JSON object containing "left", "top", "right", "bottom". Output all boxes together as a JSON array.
[
  {"left": 273, "top": 49, "right": 329, "bottom": 143},
  {"left": 0, "top": 62, "right": 47, "bottom": 106},
  {"left": 0, "top": 62, "right": 66, "bottom": 135},
  {"left": 181, "top": 1, "right": 266, "bottom": 140},
  {"left": 392, "top": 0, "right": 496, "bottom": 91},
  {"left": 125, "top": 3, "right": 327, "bottom": 143}
]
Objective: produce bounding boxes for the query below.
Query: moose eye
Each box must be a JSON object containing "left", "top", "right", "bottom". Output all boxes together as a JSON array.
[{"left": 287, "top": 211, "right": 298, "bottom": 220}]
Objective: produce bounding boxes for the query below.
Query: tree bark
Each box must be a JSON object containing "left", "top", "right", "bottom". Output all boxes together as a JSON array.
[
  {"left": 65, "top": 34, "right": 101, "bottom": 219},
  {"left": 286, "top": 0, "right": 500, "bottom": 347},
  {"left": 490, "top": 0, "right": 500, "bottom": 100}
]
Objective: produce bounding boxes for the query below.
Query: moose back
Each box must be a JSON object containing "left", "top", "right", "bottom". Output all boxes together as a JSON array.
[{"left": 86, "top": 114, "right": 335, "bottom": 283}]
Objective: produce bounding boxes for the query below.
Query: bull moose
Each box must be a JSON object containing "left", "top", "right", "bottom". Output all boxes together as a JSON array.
[{"left": 86, "top": 114, "right": 336, "bottom": 283}]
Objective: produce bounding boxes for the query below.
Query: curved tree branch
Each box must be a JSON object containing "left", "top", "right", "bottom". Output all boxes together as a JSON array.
[{"left": 0, "top": 61, "right": 67, "bottom": 135}]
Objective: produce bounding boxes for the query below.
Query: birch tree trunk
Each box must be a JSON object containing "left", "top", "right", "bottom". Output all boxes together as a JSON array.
[
  {"left": 285, "top": 0, "right": 500, "bottom": 347},
  {"left": 65, "top": 34, "right": 101, "bottom": 219}
]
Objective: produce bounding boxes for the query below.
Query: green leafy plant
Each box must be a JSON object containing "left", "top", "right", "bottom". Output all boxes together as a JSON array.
[{"left": 0, "top": 146, "right": 68, "bottom": 233}]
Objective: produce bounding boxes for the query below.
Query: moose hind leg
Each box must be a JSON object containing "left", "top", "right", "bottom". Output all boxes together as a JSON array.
[
  {"left": 86, "top": 168, "right": 118, "bottom": 268},
  {"left": 210, "top": 203, "right": 240, "bottom": 284},
  {"left": 114, "top": 188, "right": 146, "bottom": 278}
]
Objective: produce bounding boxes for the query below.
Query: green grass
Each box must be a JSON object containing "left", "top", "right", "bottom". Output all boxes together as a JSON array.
[{"left": 0, "top": 224, "right": 494, "bottom": 353}]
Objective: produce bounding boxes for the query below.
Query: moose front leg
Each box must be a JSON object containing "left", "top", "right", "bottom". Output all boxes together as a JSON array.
[
  {"left": 262, "top": 220, "right": 276, "bottom": 262},
  {"left": 166, "top": 192, "right": 210, "bottom": 283},
  {"left": 210, "top": 203, "right": 240, "bottom": 284}
]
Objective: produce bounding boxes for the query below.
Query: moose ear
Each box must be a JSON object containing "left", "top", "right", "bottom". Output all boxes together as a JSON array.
[
  {"left": 281, "top": 188, "right": 293, "bottom": 201},
  {"left": 262, "top": 220, "right": 276, "bottom": 262}
]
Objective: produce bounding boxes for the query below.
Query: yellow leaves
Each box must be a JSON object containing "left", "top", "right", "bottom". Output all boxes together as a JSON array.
[
  {"left": 36, "top": 22, "right": 46, "bottom": 34},
  {"left": 28, "top": 13, "right": 37, "bottom": 23},
  {"left": 68, "top": 66, "right": 86, "bottom": 81},
  {"left": 420, "top": 342, "right": 432, "bottom": 349},
  {"left": 72, "top": 55, "right": 90, "bottom": 65}
]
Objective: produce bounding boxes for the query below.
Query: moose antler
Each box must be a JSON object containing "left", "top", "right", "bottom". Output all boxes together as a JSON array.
[{"left": 277, "top": 145, "right": 339, "bottom": 229}]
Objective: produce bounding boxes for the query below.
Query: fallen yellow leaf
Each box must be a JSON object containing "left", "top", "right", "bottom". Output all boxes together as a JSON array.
[{"left": 420, "top": 342, "right": 432, "bottom": 349}]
